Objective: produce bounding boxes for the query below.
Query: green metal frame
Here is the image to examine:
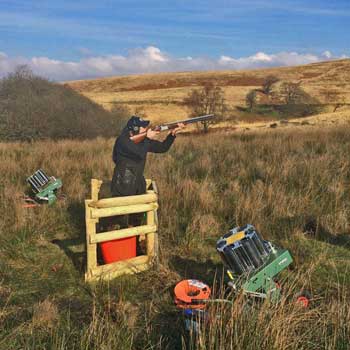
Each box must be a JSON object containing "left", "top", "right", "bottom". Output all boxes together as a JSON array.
[
  {"left": 228, "top": 248, "right": 293, "bottom": 302},
  {"left": 35, "top": 178, "right": 62, "bottom": 205}
]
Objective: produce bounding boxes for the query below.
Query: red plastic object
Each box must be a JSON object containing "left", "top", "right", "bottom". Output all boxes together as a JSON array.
[
  {"left": 100, "top": 237, "right": 136, "bottom": 264},
  {"left": 296, "top": 296, "right": 310, "bottom": 308}
]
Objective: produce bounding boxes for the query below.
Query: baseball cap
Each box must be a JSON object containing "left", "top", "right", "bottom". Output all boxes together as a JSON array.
[{"left": 127, "top": 116, "right": 150, "bottom": 134}]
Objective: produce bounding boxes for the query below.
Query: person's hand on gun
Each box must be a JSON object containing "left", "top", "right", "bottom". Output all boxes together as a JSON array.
[
  {"left": 170, "top": 122, "right": 186, "bottom": 136},
  {"left": 146, "top": 128, "right": 160, "bottom": 140}
]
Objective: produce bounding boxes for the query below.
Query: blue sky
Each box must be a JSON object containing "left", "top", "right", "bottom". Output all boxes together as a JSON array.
[{"left": 0, "top": 0, "right": 349, "bottom": 80}]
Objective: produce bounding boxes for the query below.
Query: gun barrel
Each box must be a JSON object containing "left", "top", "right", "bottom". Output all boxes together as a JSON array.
[
  {"left": 157, "top": 114, "right": 215, "bottom": 131},
  {"left": 164, "top": 114, "right": 215, "bottom": 127}
]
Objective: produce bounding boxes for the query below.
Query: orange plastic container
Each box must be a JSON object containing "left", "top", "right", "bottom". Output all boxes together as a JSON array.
[{"left": 100, "top": 236, "right": 136, "bottom": 264}]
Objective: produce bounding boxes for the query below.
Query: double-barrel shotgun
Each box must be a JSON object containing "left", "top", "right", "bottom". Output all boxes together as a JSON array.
[{"left": 130, "top": 114, "right": 215, "bottom": 144}]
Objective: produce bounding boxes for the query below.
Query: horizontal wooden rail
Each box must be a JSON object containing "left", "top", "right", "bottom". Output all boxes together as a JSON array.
[
  {"left": 88, "top": 255, "right": 149, "bottom": 280},
  {"left": 89, "top": 191, "right": 157, "bottom": 209},
  {"left": 91, "top": 202, "right": 158, "bottom": 219},
  {"left": 91, "top": 224, "right": 157, "bottom": 244}
]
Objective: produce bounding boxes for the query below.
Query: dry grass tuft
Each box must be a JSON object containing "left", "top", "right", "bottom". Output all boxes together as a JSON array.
[{"left": 32, "top": 299, "right": 59, "bottom": 329}]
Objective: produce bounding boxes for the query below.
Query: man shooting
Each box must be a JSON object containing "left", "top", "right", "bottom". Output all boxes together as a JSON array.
[{"left": 111, "top": 115, "right": 184, "bottom": 198}]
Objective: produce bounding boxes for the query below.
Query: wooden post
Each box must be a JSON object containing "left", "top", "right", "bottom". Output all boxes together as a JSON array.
[
  {"left": 85, "top": 179, "right": 102, "bottom": 280},
  {"left": 146, "top": 179, "right": 152, "bottom": 189},
  {"left": 85, "top": 199, "right": 98, "bottom": 280},
  {"left": 146, "top": 179, "right": 158, "bottom": 258},
  {"left": 146, "top": 210, "right": 155, "bottom": 258},
  {"left": 146, "top": 208, "right": 158, "bottom": 261},
  {"left": 91, "top": 179, "right": 102, "bottom": 201}
]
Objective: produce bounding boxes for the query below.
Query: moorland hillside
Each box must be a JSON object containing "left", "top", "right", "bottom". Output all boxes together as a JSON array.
[{"left": 67, "top": 59, "right": 350, "bottom": 122}]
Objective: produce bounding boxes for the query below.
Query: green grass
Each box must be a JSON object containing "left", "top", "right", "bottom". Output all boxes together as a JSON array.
[{"left": 0, "top": 126, "right": 349, "bottom": 349}]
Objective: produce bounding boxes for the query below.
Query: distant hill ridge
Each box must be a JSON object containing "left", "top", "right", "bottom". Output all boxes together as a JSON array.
[{"left": 66, "top": 59, "right": 350, "bottom": 121}]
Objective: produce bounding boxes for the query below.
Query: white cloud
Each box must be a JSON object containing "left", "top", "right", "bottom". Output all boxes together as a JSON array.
[
  {"left": 322, "top": 50, "right": 332, "bottom": 59},
  {"left": 218, "top": 51, "right": 322, "bottom": 69},
  {"left": 252, "top": 52, "right": 273, "bottom": 62},
  {"left": 0, "top": 46, "right": 347, "bottom": 81},
  {"left": 143, "top": 46, "right": 168, "bottom": 62}
]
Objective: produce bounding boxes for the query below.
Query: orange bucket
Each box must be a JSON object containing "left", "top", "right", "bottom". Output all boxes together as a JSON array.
[{"left": 100, "top": 236, "right": 136, "bottom": 264}]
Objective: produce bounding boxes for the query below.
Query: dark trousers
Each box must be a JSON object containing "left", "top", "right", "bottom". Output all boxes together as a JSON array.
[{"left": 106, "top": 167, "right": 146, "bottom": 230}]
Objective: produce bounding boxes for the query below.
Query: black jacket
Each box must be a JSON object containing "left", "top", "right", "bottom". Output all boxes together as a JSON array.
[{"left": 111, "top": 128, "right": 175, "bottom": 196}]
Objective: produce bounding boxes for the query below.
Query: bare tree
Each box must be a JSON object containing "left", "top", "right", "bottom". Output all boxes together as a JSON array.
[
  {"left": 184, "top": 83, "right": 227, "bottom": 133},
  {"left": 262, "top": 75, "right": 279, "bottom": 95},
  {"left": 245, "top": 90, "right": 257, "bottom": 111},
  {"left": 279, "top": 81, "right": 321, "bottom": 117},
  {"left": 280, "top": 82, "right": 303, "bottom": 104}
]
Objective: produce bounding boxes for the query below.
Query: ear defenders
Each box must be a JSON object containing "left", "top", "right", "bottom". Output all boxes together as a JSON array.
[
  {"left": 131, "top": 125, "right": 140, "bottom": 134},
  {"left": 126, "top": 115, "right": 150, "bottom": 135}
]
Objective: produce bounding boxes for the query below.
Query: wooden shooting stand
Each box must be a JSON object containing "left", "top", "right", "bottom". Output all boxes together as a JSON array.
[{"left": 85, "top": 179, "right": 159, "bottom": 282}]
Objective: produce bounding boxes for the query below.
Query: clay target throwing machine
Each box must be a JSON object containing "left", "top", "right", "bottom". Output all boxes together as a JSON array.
[
  {"left": 216, "top": 224, "right": 293, "bottom": 302},
  {"left": 26, "top": 169, "right": 62, "bottom": 205}
]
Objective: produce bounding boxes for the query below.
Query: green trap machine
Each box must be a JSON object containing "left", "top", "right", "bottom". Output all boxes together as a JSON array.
[
  {"left": 174, "top": 225, "right": 306, "bottom": 333},
  {"left": 27, "top": 169, "right": 62, "bottom": 205},
  {"left": 216, "top": 224, "right": 293, "bottom": 302}
]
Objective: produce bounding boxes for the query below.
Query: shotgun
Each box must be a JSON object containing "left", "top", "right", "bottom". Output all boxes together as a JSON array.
[{"left": 130, "top": 114, "right": 215, "bottom": 144}]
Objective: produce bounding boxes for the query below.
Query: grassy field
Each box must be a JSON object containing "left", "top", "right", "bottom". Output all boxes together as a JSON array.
[
  {"left": 0, "top": 126, "right": 350, "bottom": 349},
  {"left": 66, "top": 59, "right": 350, "bottom": 122}
]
